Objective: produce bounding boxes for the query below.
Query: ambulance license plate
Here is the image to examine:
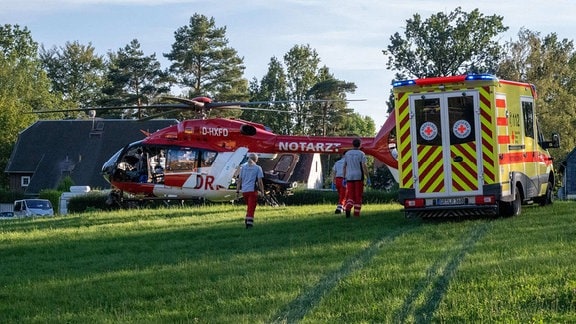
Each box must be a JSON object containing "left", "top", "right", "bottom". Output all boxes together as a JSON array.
[{"left": 436, "top": 198, "right": 466, "bottom": 206}]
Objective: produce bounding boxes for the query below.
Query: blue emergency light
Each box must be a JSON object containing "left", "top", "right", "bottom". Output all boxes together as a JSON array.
[
  {"left": 391, "top": 79, "right": 416, "bottom": 87},
  {"left": 464, "top": 74, "right": 497, "bottom": 81}
]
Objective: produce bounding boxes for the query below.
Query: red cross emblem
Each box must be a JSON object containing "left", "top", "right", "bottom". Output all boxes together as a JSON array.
[
  {"left": 420, "top": 122, "right": 438, "bottom": 141},
  {"left": 453, "top": 120, "right": 471, "bottom": 139}
]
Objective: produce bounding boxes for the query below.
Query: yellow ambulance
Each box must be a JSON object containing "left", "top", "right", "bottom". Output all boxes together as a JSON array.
[{"left": 393, "top": 74, "right": 559, "bottom": 217}]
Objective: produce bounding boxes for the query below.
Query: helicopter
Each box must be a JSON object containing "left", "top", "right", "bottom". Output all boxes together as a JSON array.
[{"left": 38, "top": 96, "right": 398, "bottom": 206}]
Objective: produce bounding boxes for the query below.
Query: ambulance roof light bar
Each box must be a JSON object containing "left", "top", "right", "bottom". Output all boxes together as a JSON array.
[{"left": 392, "top": 74, "right": 497, "bottom": 88}]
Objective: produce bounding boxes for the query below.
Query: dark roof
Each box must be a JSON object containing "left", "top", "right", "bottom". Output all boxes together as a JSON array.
[{"left": 5, "top": 119, "right": 178, "bottom": 195}]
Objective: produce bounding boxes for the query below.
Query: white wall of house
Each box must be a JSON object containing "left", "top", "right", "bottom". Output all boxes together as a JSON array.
[{"left": 305, "top": 154, "right": 323, "bottom": 189}]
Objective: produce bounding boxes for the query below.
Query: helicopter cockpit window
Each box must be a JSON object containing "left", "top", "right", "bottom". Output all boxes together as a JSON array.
[
  {"left": 119, "top": 146, "right": 148, "bottom": 182},
  {"left": 201, "top": 151, "right": 217, "bottom": 168},
  {"left": 148, "top": 149, "right": 166, "bottom": 183},
  {"left": 166, "top": 148, "right": 198, "bottom": 171}
]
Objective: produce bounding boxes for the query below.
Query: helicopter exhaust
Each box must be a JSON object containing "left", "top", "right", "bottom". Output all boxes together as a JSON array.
[{"left": 240, "top": 125, "right": 257, "bottom": 136}]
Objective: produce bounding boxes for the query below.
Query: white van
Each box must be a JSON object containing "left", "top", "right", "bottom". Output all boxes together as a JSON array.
[{"left": 13, "top": 199, "right": 54, "bottom": 217}]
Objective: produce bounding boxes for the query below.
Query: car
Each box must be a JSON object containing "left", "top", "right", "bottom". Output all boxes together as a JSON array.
[
  {"left": 13, "top": 199, "right": 54, "bottom": 217},
  {"left": 0, "top": 211, "right": 15, "bottom": 219}
]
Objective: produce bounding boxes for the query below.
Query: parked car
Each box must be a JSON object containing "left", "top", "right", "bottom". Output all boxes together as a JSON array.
[
  {"left": 0, "top": 211, "right": 15, "bottom": 218},
  {"left": 13, "top": 199, "right": 54, "bottom": 217}
]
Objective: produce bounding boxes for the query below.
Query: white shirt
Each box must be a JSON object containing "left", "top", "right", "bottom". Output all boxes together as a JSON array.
[
  {"left": 344, "top": 149, "right": 367, "bottom": 181},
  {"left": 239, "top": 162, "right": 264, "bottom": 193},
  {"left": 333, "top": 158, "right": 345, "bottom": 178}
]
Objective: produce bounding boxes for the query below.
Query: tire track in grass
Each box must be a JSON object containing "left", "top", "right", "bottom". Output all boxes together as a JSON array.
[
  {"left": 270, "top": 222, "right": 421, "bottom": 323},
  {"left": 394, "top": 221, "right": 492, "bottom": 323}
]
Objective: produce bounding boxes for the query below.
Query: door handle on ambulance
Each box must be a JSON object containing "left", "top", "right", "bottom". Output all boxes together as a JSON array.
[{"left": 453, "top": 156, "right": 463, "bottom": 162}]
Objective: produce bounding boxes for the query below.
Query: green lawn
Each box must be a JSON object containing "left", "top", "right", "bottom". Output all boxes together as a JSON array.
[{"left": 1, "top": 201, "right": 575, "bottom": 323}]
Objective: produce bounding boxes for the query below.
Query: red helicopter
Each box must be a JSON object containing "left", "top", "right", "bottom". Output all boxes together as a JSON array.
[{"left": 47, "top": 96, "right": 398, "bottom": 206}]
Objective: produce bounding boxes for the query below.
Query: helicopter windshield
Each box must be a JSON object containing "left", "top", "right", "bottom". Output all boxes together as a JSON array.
[{"left": 102, "top": 148, "right": 123, "bottom": 173}]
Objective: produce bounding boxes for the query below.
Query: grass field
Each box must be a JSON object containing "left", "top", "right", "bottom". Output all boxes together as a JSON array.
[{"left": 1, "top": 200, "right": 575, "bottom": 323}]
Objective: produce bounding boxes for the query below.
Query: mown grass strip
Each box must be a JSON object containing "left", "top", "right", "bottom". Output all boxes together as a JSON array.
[
  {"left": 271, "top": 220, "right": 421, "bottom": 323},
  {"left": 412, "top": 221, "right": 492, "bottom": 322}
]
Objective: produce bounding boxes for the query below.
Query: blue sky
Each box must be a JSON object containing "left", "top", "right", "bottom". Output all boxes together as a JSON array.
[{"left": 2, "top": 0, "right": 575, "bottom": 128}]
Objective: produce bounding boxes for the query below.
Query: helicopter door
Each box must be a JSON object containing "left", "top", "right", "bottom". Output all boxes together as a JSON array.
[
  {"left": 409, "top": 91, "right": 483, "bottom": 199},
  {"left": 211, "top": 147, "right": 249, "bottom": 189}
]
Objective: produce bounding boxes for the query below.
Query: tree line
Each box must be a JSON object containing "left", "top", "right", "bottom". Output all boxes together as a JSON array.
[{"left": 1, "top": 7, "right": 575, "bottom": 187}]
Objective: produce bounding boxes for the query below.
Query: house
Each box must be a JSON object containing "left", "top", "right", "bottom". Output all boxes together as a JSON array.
[
  {"left": 290, "top": 153, "right": 324, "bottom": 189},
  {"left": 5, "top": 119, "right": 178, "bottom": 196}
]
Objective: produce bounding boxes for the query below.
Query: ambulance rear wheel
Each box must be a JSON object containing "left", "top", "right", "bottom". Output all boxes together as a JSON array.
[
  {"left": 538, "top": 181, "right": 554, "bottom": 206},
  {"left": 499, "top": 189, "right": 521, "bottom": 217},
  {"left": 510, "top": 190, "right": 521, "bottom": 216}
]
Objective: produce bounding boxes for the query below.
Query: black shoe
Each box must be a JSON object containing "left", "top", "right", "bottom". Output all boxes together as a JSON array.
[
  {"left": 345, "top": 210, "right": 351, "bottom": 218},
  {"left": 246, "top": 223, "right": 253, "bottom": 229},
  {"left": 335, "top": 209, "right": 342, "bottom": 214}
]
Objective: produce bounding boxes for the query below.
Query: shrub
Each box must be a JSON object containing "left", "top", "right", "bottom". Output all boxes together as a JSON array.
[
  {"left": 67, "top": 192, "right": 111, "bottom": 213},
  {"left": 56, "top": 176, "right": 74, "bottom": 192},
  {"left": 39, "top": 189, "right": 62, "bottom": 213},
  {"left": 65, "top": 189, "right": 399, "bottom": 213},
  {"left": 0, "top": 189, "right": 24, "bottom": 203},
  {"left": 283, "top": 189, "right": 398, "bottom": 206}
]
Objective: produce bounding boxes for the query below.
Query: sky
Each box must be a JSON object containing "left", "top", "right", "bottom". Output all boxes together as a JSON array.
[{"left": 2, "top": 0, "right": 576, "bottom": 128}]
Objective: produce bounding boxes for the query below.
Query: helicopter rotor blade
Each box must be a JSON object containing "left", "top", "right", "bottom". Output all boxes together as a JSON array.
[
  {"left": 28, "top": 97, "right": 366, "bottom": 118},
  {"left": 138, "top": 108, "right": 185, "bottom": 121},
  {"left": 28, "top": 103, "right": 190, "bottom": 114},
  {"left": 158, "top": 96, "right": 206, "bottom": 108}
]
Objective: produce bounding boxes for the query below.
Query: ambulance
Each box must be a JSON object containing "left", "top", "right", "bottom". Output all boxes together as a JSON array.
[{"left": 392, "top": 74, "right": 560, "bottom": 217}]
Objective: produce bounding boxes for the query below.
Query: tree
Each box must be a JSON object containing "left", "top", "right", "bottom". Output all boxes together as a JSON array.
[
  {"left": 0, "top": 24, "right": 60, "bottom": 186},
  {"left": 383, "top": 7, "right": 508, "bottom": 78},
  {"left": 102, "top": 39, "right": 171, "bottom": 119},
  {"left": 40, "top": 41, "right": 106, "bottom": 113},
  {"left": 245, "top": 56, "right": 291, "bottom": 134},
  {"left": 306, "top": 66, "right": 358, "bottom": 136},
  {"left": 340, "top": 113, "right": 376, "bottom": 138},
  {"left": 498, "top": 29, "right": 576, "bottom": 163},
  {"left": 283, "top": 44, "right": 321, "bottom": 134},
  {"left": 250, "top": 45, "right": 371, "bottom": 137},
  {"left": 164, "top": 13, "right": 247, "bottom": 112}
]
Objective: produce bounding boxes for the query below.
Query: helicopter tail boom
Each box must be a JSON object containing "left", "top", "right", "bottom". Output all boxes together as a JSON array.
[{"left": 271, "top": 113, "right": 397, "bottom": 169}]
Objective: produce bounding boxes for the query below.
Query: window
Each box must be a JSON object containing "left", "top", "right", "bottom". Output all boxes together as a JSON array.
[
  {"left": 448, "top": 95, "right": 475, "bottom": 145},
  {"left": 167, "top": 148, "right": 198, "bottom": 171},
  {"left": 201, "top": 151, "right": 217, "bottom": 167},
  {"left": 522, "top": 100, "right": 535, "bottom": 138},
  {"left": 415, "top": 97, "right": 442, "bottom": 146},
  {"left": 21, "top": 176, "right": 30, "bottom": 187}
]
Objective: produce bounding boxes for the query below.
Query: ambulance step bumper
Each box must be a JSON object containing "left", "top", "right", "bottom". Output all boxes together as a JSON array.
[{"left": 404, "top": 205, "right": 498, "bottom": 218}]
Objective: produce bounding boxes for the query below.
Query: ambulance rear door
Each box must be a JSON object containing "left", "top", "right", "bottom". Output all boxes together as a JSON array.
[{"left": 409, "top": 90, "right": 483, "bottom": 203}]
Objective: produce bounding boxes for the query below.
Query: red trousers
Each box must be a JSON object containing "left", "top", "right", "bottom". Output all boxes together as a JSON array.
[
  {"left": 335, "top": 177, "right": 346, "bottom": 209},
  {"left": 242, "top": 191, "right": 258, "bottom": 220},
  {"left": 345, "top": 180, "right": 364, "bottom": 217}
]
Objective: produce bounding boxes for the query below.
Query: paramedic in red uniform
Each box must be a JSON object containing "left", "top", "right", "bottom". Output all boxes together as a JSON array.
[
  {"left": 343, "top": 138, "right": 369, "bottom": 218},
  {"left": 332, "top": 154, "right": 346, "bottom": 214},
  {"left": 237, "top": 153, "right": 265, "bottom": 228}
]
